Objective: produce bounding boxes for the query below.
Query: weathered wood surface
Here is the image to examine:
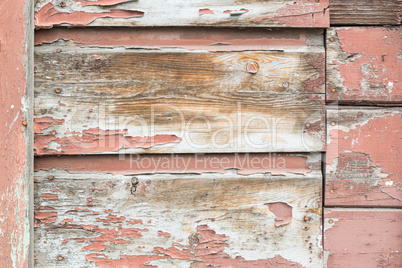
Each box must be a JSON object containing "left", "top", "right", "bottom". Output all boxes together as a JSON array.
[
  {"left": 34, "top": 27, "right": 325, "bottom": 52},
  {"left": 0, "top": 0, "right": 34, "bottom": 266},
  {"left": 35, "top": 152, "right": 322, "bottom": 176},
  {"left": 329, "top": 0, "right": 402, "bottom": 25},
  {"left": 34, "top": 37, "right": 326, "bottom": 155},
  {"left": 34, "top": 153, "right": 323, "bottom": 267},
  {"left": 327, "top": 27, "right": 402, "bottom": 103},
  {"left": 326, "top": 107, "right": 402, "bottom": 207},
  {"left": 34, "top": 0, "right": 329, "bottom": 29},
  {"left": 324, "top": 209, "right": 402, "bottom": 268}
]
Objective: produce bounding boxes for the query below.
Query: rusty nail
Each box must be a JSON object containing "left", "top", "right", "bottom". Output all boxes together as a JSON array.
[
  {"left": 56, "top": 48, "right": 62, "bottom": 53},
  {"left": 61, "top": 221, "right": 66, "bottom": 225},
  {"left": 304, "top": 216, "right": 310, "bottom": 222},
  {"left": 58, "top": 256, "right": 64, "bottom": 261},
  {"left": 132, "top": 177, "right": 139, "bottom": 186},
  {"left": 189, "top": 234, "right": 199, "bottom": 245},
  {"left": 328, "top": 219, "right": 334, "bottom": 224},
  {"left": 22, "top": 120, "right": 27, "bottom": 126},
  {"left": 60, "top": 2, "right": 66, "bottom": 7},
  {"left": 330, "top": 190, "right": 334, "bottom": 194},
  {"left": 331, "top": 89, "right": 336, "bottom": 93},
  {"left": 331, "top": 122, "right": 336, "bottom": 126},
  {"left": 51, "top": 130, "right": 56, "bottom": 135},
  {"left": 329, "top": 37, "right": 334, "bottom": 42},
  {"left": 48, "top": 175, "right": 54, "bottom": 180},
  {"left": 246, "top": 61, "right": 259, "bottom": 74},
  {"left": 89, "top": 109, "right": 93, "bottom": 112},
  {"left": 306, "top": 123, "right": 311, "bottom": 128},
  {"left": 55, "top": 88, "right": 62, "bottom": 93},
  {"left": 61, "top": 71, "right": 66, "bottom": 75}
]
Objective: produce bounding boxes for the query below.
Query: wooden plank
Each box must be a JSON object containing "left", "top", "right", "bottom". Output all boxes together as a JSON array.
[
  {"left": 34, "top": 41, "right": 326, "bottom": 155},
  {"left": 34, "top": 0, "right": 329, "bottom": 29},
  {"left": 329, "top": 0, "right": 402, "bottom": 25},
  {"left": 326, "top": 107, "right": 402, "bottom": 207},
  {"left": 324, "top": 209, "right": 402, "bottom": 268},
  {"left": 34, "top": 153, "right": 323, "bottom": 267},
  {"left": 326, "top": 27, "right": 402, "bottom": 104},
  {"left": 0, "top": 0, "right": 34, "bottom": 266}
]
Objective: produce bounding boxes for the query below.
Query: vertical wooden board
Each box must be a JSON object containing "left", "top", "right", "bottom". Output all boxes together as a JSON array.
[
  {"left": 34, "top": 0, "right": 329, "bottom": 28},
  {"left": 324, "top": 209, "right": 402, "bottom": 268},
  {"left": 0, "top": 0, "right": 34, "bottom": 267},
  {"left": 329, "top": 0, "right": 402, "bottom": 25},
  {"left": 33, "top": 163, "right": 323, "bottom": 267},
  {"left": 326, "top": 108, "right": 402, "bottom": 207},
  {"left": 33, "top": 42, "right": 326, "bottom": 155},
  {"left": 326, "top": 27, "right": 402, "bottom": 103}
]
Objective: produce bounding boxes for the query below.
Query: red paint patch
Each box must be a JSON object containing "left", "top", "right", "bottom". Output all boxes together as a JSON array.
[
  {"left": 34, "top": 127, "right": 182, "bottom": 155},
  {"left": 42, "top": 193, "right": 59, "bottom": 200},
  {"left": 34, "top": 154, "right": 314, "bottom": 176},
  {"left": 35, "top": 211, "right": 58, "bottom": 223},
  {"left": 34, "top": 117, "right": 64, "bottom": 134},
  {"left": 251, "top": 0, "right": 329, "bottom": 27},
  {"left": 265, "top": 202, "right": 293, "bottom": 227},
  {"left": 199, "top": 8, "right": 214, "bottom": 15},
  {"left": 35, "top": 2, "right": 144, "bottom": 29},
  {"left": 158, "top": 230, "right": 171, "bottom": 237},
  {"left": 75, "top": 0, "right": 134, "bottom": 6}
]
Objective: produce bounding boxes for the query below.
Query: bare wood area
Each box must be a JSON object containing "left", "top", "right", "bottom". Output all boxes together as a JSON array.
[
  {"left": 34, "top": 41, "right": 325, "bottom": 155},
  {"left": 329, "top": 0, "right": 402, "bottom": 25}
]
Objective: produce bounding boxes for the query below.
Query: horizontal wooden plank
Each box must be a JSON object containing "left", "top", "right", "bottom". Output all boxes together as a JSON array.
[
  {"left": 329, "top": 0, "right": 402, "bottom": 25},
  {"left": 326, "top": 27, "right": 402, "bottom": 103},
  {"left": 34, "top": 163, "right": 323, "bottom": 267},
  {"left": 34, "top": 153, "right": 323, "bottom": 176},
  {"left": 324, "top": 209, "right": 402, "bottom": 268},
  {"left": 34, "top": 0, "right": 329, "bottom": 28},
  {"left": 326, "top": 107, "right": 402, "bottom": 207},
  {"left": 34, "top": 27, "right": 325, "bottom": 52},
  {"left": 34, "top": 46, "right": 326, "bottom": 155}
]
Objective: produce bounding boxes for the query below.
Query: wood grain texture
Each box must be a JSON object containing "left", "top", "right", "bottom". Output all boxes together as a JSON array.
[
  {"left": 34, "top": 45, "right": 326, "bottom": 155},
  {"left": 326, "top": 27, "right": 402, "bottom": 103},
  {"left": 34, "top": 157, "right": 323, "bottom": 267},
  {"left": 326, "top": 107, "right": 402, "bottom": 207},
  {"left": 329, "top": 0, "right": 402, "bottom": 25},
  {"left": 324, "top": 209, "right": 402, "bottom": 268},
  {"left": 34, "top": 0, "right": 329, "bottom": 28}
]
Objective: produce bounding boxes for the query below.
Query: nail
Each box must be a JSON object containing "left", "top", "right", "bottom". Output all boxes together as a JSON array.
[
  {"left": 55, "top": 88, "right": 62, "bottom": 93},
  {"left": 58, "top": 256, "right": 64, "bottom": 261},
  {"left": 56, "top": 48, "right": 62, "bottom": 53},
  {"left": 306, "top": 123, "right": 311, "bottom": 128},
  {"left": 331, "top": 122, "right": 336, "bottom": 126},
  {"left": 331, "top": 89, "right": 336, "bottom": 93},
  {"left": 329, "top": 37, "right": 334, "bottom": 42},
  {"left": 52, "top": 131, "right": 56, "bottom": 135},
  {"left": 328, "top": 219, "right": 334, "bottom": 224},
  {"left": 22, "top": 120, "right": 27, "bottom": 126},
  {"left": 48, "top": 175, "right": 54, "bottom": 180},
  {"left": 246, "top": 61, "right": 259, "bottom": 74}
]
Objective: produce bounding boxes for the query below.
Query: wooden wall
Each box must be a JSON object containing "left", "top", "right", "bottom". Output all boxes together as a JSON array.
[{"left": 31, "top": 1, "right": 401, "bottom": 267}]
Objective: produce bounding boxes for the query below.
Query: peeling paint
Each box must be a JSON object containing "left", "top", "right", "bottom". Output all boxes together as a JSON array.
[
  {"left": 35, "top": 127, "right": 182, "bottom": 155},
  {"left": 35, "top": 2, "right": 144, "bottom": 29},
  {"left": 327, "top": 27, "right": 402, "bottom": 103},
  {"left": 326, "top": 108, "right": 402, "bottom": 207},
  {"left": 266, "top": 202, "right": 293, "bottom": 227}
]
